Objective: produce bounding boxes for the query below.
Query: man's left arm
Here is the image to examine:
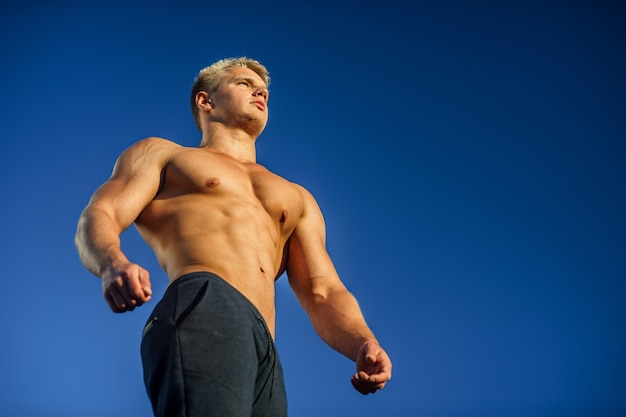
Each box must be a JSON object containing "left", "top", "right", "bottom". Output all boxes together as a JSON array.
[{"left": 286, "top": 185, "right": 392, "bottom": 394}]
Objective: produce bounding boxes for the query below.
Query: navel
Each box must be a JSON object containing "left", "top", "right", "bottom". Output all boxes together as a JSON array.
[
  {"left": 205, "top": 177, "right": 220, "bottom": 188},
  {"left": 279, "top": 210, "right": 288, "bottom": 223}
]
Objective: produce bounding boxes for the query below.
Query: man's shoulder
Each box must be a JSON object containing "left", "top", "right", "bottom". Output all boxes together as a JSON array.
[
  {"left": 114, "top": 137, "right": 185, "bottom": 170},
  {"left": 288, "top": 180, "right": 313, "bottom": 197},
  {"left": 121, "top": 137, "right": 186, "bottom": 159},
  {"left": 133, "top": 136, "right": 183, "bottom": 151},
  {"left": 257, "top": 165, "right": 310, "bottom": 194},
  {"left": 285, "top": 180, "right": 319, "bottom": 209}
]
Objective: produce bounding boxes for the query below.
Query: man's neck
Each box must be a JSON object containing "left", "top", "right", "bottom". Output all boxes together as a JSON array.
[{"left": 198, "top": 126, "right": 258, "bottom": 163}]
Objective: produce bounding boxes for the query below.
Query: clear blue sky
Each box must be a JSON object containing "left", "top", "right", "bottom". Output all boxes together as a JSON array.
[{"left": 1, "top": 1, "right": 625, "bottom": 416}]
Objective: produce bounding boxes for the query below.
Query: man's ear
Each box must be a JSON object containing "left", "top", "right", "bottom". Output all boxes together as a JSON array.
[{"left": 195, "top": 91, "right": 212, "bottom": 110}]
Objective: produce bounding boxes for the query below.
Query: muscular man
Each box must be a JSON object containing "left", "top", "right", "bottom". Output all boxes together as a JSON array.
[{"left": 75, "top": 57, "right": 392, "bottom": 417}]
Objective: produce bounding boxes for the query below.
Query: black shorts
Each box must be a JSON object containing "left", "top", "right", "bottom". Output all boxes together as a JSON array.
[{"left": 140, "top": 272, "right": 287, "bottom": 417}]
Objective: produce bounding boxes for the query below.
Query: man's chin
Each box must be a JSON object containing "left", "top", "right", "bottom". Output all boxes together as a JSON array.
[{"left": 237, "top": 118, "right": 267, "bottom": 138}]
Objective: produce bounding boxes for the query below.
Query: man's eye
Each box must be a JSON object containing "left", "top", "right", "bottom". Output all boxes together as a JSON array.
[{"left": 238, "top": 81, "right": 249, "bottom": 86}]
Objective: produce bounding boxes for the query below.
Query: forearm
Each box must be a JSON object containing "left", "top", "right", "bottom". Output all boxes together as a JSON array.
[
  {"left": 307, "top": 287, "right": 378, "bottom": 362},
  {"left": 75, "top": 206, "right": 129, "bottom": 278}
]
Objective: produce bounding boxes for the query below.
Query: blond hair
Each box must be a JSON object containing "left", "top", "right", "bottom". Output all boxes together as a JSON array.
[{"left": 190, "top": 57, "right": 271, "bottom": 130}]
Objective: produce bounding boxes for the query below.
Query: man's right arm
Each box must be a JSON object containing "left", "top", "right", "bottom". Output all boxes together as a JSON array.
[{"left": 75, "top": 137, "right": 172, "bottom": 312}]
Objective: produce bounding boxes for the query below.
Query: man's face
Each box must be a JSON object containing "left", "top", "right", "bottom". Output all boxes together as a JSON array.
[{"left": 208, "top": 66, "right": 269, "bottom": 135}]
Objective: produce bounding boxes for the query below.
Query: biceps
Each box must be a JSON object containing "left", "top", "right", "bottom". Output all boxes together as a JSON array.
[
  {"left": 286, "top": 186, "right": 344, "bottom": 305},
  {"left": 287, "top": 226, "right": 325, "bottom": 278},
  {"left": 287, "top": 236, "right": 342, "bottom": 307},
  {"left": 89, "top": 174, "right": 159, "bottom": 229}
]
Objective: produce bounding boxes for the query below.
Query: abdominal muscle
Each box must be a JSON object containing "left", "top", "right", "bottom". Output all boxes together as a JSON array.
[{"left": 135, "top": 194, "right": 288, "bottom": 335}]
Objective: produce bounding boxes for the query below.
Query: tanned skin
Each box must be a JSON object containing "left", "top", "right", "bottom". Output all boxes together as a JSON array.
[{"left": 76, "top": 66, "right": 392, "bottom": 394}]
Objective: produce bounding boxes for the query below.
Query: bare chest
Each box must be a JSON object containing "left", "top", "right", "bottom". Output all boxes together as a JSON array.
[{"left": 154, "top": 150, "right": 304, "bottom": 229}]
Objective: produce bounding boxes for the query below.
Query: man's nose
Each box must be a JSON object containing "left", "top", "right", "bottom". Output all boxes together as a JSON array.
[{"left": 253, "top": 87, "right": 268, "bottom": 101}]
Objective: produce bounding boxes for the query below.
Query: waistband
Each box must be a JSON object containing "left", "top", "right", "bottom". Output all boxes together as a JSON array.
[{"left": 166, "top": 271, "right": 265, "bottom": 323}]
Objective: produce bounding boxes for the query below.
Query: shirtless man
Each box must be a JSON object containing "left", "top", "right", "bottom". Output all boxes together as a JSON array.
[{"left": 75, "top": 57, "right": 392, "bottom": 417}]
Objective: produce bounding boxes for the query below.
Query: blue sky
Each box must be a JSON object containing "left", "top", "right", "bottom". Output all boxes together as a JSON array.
[{"left": 1, "top": 1, "right": 625, "bottom": 416}]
